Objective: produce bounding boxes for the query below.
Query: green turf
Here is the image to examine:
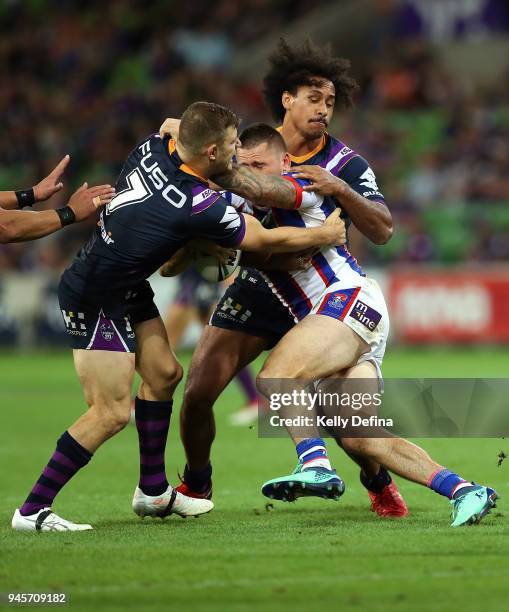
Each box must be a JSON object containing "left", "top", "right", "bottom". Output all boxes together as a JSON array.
[{"left": 0, "top": 347, "right": 508, "bottom": 612}]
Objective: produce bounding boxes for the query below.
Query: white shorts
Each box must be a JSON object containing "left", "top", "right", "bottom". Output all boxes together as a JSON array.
[{"left": 310, "top": 277, "right": 389, "bottom": 375}]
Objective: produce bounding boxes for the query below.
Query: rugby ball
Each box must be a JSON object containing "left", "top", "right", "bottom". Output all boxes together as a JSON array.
[{"left": 194, "top": 249, "right": 241, "bottom": 282}]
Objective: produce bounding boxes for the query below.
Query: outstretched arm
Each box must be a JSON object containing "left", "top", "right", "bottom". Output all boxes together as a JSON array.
[
  {"left": 0, "top": 155, "right": 71, "bottom": 210},
  {"left": 241, "top": 249, "right": 315, "bottom": 272},
  {"left": 0, "top": 191, "right": 20, "bottom": 210},
  {"left": 0, "top": 183, "right": 114, "bottom": 243},
  {"left": 239, "top": 209, "right": 345, "bottom": 253}
]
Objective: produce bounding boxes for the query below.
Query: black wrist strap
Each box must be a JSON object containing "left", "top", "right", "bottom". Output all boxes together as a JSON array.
[
  {"left": 15, "top": 188, "right": 35, "bottom": 208},
  {"left": 55, "top": 206, "right": 76, "bottom": 227}
]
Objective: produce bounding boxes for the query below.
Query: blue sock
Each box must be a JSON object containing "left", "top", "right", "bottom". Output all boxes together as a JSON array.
[
  {"left": 296, "top": 438, "right": 331, "bottom": 471},
  {"left": 428, "top": 469, "right": 471, "bottom": 499}
]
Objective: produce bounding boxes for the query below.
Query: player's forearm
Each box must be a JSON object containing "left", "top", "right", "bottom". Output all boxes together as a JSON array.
[
  {"left": 159, "top": 247, "right": 193, "bottom": 277},
  {"left": 213, "top": 165, "right": 296, "bottom": 209},
  {"left": 240, "top": 210, "right": 343, "bottom": 253},
  {"left": 333, "top": 182, "right": 392, "bottom": 245},
  {"left": 260, "top": 226, "right": 334, "bottom": 254},
  {"left": 0, "top": 191, "right": 21, "bottom": 210},
  {"left": 241, "top": 251, "right": 308, "bottom": 272},
  {"left": 0, "top": 209, "right": 62, "bottom": 243}
]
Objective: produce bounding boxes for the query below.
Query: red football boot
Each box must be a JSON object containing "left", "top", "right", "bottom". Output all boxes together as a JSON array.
[
  {"left": 175, "top": 480, "right": 213, "bottom": 500},
  {"left": 368, "top": 481, "right": 409, "bottom": 518}
]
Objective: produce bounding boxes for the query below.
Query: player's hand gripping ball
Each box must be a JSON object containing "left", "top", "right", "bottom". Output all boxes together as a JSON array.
[{"left": 195, "top": 248, "right": 241, "bottom": 282}]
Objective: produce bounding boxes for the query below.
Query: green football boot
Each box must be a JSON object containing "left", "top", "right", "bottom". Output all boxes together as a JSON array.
[
  {"left": 450, "top": 485, "right": 499, "bottom": 527},
  {"left": 261, "top": 462, "right": 345, "bottom": 502}
]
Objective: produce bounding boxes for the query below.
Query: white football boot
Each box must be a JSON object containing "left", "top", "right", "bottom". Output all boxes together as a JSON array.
[
  {"left": 229, "top": 401, "right": 259, "bottom": 426},
  {"left": 132, "top": 485, "right": 214, "bottom": 518},
  {"left": 12, "top": 508, "right": 93, "bottom": 532}
]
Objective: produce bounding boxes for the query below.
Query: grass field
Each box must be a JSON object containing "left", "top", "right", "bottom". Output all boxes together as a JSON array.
[{"left": 1, "top": 347, "right": 508, "bottom": 612}]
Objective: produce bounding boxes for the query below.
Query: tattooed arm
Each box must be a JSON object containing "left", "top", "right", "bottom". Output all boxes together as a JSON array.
[{"left": 212, "top": 164, "right": 299, "bottom": 210}]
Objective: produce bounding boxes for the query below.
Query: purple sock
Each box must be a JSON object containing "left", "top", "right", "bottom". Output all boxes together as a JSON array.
[
  {"left": 20, "top": 431, "right": 92, "bottom": 516},
  {"left": 135, "top": 397, "right": 172, "bottom": 496},
  {"left": 236, "top": 367, "right": 258, "bottom": 403},
  {"left": 428, "top": 468, "right": 468, "bottom": 499}
]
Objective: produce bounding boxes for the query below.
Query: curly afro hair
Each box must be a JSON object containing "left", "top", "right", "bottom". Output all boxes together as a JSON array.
[{"left": 263, "top": 38, "right": 358, "bottom": 122}]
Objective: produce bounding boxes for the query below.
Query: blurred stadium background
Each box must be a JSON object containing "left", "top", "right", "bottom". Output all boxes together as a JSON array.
[{"left": 1, "top": 0, "right": 509, "bottom": 349}]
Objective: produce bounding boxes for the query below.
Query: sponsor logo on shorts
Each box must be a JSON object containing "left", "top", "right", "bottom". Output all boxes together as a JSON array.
[
  {"left": 217, "top": 297, "right": 252, "bottom": 323},
  {"left": 350, "top": 300, "right": 382, "bottom": 331},
  {"left": 61, "top": 310, "right": 87, "bottom": 331},
  {"left": 328, "top": 293, "right": 348, "bottom": 308},
  {"left": 100, "top": 322, "right": 115, "bottom": 341},
  {"left": 317, "top": 288, "right": 358, "bottom": 318},
  {"left": 240, "top": 269, "right": 259, "bottom": 285}
]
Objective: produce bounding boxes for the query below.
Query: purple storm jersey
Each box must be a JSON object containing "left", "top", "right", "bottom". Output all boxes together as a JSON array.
[{"left": 61, "top": 136, "right": 246, "bottom": 298}]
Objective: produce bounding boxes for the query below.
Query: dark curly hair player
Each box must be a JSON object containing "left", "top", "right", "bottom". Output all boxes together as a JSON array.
[
  {"left": 256, "top": 40, "right": 497, "bottom": 529},
  {"left": 263, "top": 37, "right": 358, "bottom": 123},
  {"left": 255, "top": 39, "right": 406, "bottom": 517}
]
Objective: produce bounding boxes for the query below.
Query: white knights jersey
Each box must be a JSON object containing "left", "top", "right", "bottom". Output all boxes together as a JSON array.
[{"left": 224, "top": 172, "right": 370, "bottom": 322}]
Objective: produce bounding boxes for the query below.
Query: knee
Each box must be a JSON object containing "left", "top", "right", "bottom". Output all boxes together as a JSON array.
[
  {"left": 145, "top": 361, "right": 184, "bottom": 398},
  {"left": 255, "top": 371, "right": 271, "bottom": 398},
  {"left": 166, "top": 361, "right": 184, "bottom": 391},
  {"left": 256, "top": 364, "right": 308, "bottom": 397},
  {"left": 93, "top": 402, "right": 131, "bottom": 436}
]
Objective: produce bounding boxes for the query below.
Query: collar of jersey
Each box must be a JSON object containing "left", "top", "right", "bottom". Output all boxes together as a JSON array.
[
  {"left": 167, "top": 138, "right": 208, "bottom": 183},
  {"left": 276, "top": 127, "right": 328, "bottom": 163}
]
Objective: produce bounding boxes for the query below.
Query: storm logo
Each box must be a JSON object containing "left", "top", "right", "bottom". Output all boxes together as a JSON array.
[
  {"left": 220, "top": 206, "right": 241, "bottom": 230},
  {"left": 100, "top": 322, "right": 115, "bottom": 341},
  {"left": 359, "top": 168, "right": 380, "bottom": 192}
]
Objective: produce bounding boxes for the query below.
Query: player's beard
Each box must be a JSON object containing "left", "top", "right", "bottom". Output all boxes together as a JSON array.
[
  {"left": 209, "top": 157, "right": 230, "bottom": 175},
  {"left": 220, "top": 157, "right": 234, "bottom": 173}
]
